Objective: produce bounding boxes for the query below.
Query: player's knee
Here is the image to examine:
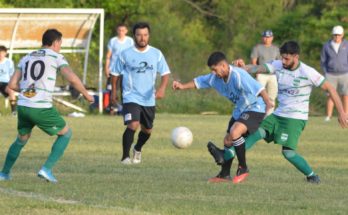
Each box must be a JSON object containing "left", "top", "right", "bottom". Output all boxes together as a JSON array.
[
  {"left": 17, "top": 134, "right": 30, "bottom": 146},
  {"left": 282, "top": 149, "right": 296, "bottom": 160},
  {"left": 229, "top": 130, "right": 242, "bottom": 140},
  {"left": 61, "top": 128, "right": 72, "bottom": 139}
]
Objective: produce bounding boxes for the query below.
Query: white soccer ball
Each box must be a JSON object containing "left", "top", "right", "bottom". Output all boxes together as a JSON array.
[{"left": 171, "top": 127, "right": 193, "bottom": 149}]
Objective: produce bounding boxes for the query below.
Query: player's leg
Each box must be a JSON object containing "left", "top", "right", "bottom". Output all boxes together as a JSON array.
[
  {"left": 121, "top": 103, "right": 141, "bottom": 163},
  {"left": 324, "top": 74, "right": 338, "bottom": 121},
  {"left": 0, "top": 106, "right": 33, "bottom": 181},
  {"left": 338, "top": 74, "right": 348, "bottom": 113},
  {"left": 34, "top": 107, "right": 68, "bottom": 183}
]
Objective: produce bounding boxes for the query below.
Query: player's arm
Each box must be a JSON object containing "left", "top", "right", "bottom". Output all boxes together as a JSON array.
[
  {"left": 233, "top": 59, "right": 269, "bottom": 74},
  {"left": 259, "top": 89, "right": 274, "bottom": 114},
  {"left": 8, "top": 70, "right": 22, "bottom": 92},
  {"left": 111, "top": 74, "right": 120, "bottom": 104},
  {"left": 60, "top": 66, "right": 94, "bottom": 103},
  {"left": 172, "top": 80, "right": 197, "bottom": 90},
  {"left": 156, "top": 74, "right": 170, "bottom": 99},
  {"left": 105, "top": 50, "right": 112, "bottom": 78},
  {"left": 321, "top": 81, "right": 348, "bottom": 128},
  {"left": 250, "top": 58, "right": 257, "bottom": 65}
]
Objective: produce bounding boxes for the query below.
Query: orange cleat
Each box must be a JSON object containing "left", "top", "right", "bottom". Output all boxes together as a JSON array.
[{"left": 232, "top": 166, "right": 249, "bottom": 184}]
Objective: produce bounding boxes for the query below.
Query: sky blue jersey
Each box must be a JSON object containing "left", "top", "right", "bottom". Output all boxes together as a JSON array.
[
  {"left": 111, "top": 45, "right": 170, "bottom": 106},
  {"left": 0, "top": 58, "right": 14, "bottom": 83},
  {"left": 194, "top": 65, "right": 266, "bottom": 119},
  {"left": 108, "top": 36, "right": 134, "bottom": 71}
]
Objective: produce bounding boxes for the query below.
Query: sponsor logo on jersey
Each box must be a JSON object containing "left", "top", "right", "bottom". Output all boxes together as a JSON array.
[
  {"left": 129, "top": 61, "right": 154, "bottom": 73},
  {"left": 23, "top": 83, "right": 37, "bottom": 98}
]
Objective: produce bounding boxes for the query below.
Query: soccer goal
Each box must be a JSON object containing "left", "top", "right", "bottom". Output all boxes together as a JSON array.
[{"left": 0, "top": 8, "right": 105, "bottom": 113}]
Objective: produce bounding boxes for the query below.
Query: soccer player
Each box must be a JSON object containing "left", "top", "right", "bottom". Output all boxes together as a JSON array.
[
  {"left": 110, "top": 22, "right": 170, "bottom": 164},
  {"left": 105, "top": 23, "right": 134, "bottom": 89},
  {"left": 0, "top": 45, "right": 16, "bottom": 115},
  {"left": 172, "top": 51, "right": 273, "bottom": 183},
  {"left": 0, "top": 29, "right": 94, "bottom": 183},
  {"left": 234, "top": 41, "right": 348, "bottom": 183}
]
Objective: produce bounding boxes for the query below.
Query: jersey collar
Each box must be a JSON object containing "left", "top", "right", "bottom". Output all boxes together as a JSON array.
[{"left": 133, "top": 45, "right": 150, "bottom": 53}]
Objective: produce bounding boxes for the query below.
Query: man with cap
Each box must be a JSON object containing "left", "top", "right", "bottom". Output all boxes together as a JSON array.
[
  {"left": 321, "top": 25, "right": 348, "bottom": 122},
  {"left": 251, "top": 30, "right": 281, "bottom": 115}
]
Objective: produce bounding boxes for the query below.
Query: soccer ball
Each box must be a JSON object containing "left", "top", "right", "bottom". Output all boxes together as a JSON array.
[{"left": 171, "top": 127, "right": 193, "bottom": 149}]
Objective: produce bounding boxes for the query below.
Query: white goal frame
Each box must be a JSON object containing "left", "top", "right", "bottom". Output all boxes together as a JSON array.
[{"left": 0, "top": 8, "right": 105, "bottom": 113}]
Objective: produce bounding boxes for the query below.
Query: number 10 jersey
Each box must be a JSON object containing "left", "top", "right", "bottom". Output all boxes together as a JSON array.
[{"left": 17, "top": 48, "right": 69, "bottom": 108}]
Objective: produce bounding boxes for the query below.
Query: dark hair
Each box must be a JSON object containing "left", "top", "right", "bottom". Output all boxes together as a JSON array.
[
  {"left": 132, "top": 22, "right": 151, "bottom": 35},
  {"left": 0, "top": 45, "right": 7, "bottom": 52},
  {"left": 42, "top": 29, "right": 62, "bottom": 46},
  {"left": 280, "top": 41, "right": 300, "bottom": 55},
  {"left": 116, "top": 23, "right": 127, "bottom": 29},
  {"left": 207, "top": 51, "right": 227, "bottom": 67}
]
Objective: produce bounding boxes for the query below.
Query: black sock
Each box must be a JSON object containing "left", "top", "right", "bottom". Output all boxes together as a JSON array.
[
  {"left": 134, "top": 131, "right": 151, "bottom": 152},
  {"left": 122, "top": 128, "right": 135, "bottom": 160},
  {"left": 233, "top": 136, "right": 247, "bottom": 169},
  {"left": 220, "top": 158, "right": 233, "bottom": 177}
]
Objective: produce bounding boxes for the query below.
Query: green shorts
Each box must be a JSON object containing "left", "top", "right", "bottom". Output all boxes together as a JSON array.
[
  {"left": 17, "top": 106, "right": 66, "bottom": 136},
  {"left": 261, "top": 114, "right": 307, "bottom": 150}
]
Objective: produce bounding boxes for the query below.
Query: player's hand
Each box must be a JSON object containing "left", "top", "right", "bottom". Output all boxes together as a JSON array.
[
  {"left": 155, "top": 88, "right": 165, "bottom": 99},
  {"left": 105, "top": 69, "right": 110, "bottom": 78},
  {"left": 85, "top": 94, "right": 95, "bottom": 104},
  {"left": 337, "top": 112, "right": 348, "bottom": 128},
  {"left": 265, "top": 100, "right": 275, "bottom": 115},
  {"left": 172, "top": 81, "right": 183, "bottom": 90},
  {"left": 233, "top": 59, "right": 245, "bottom": 67}
]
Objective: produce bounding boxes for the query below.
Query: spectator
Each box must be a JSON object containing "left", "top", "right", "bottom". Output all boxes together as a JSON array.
[{"left": 0, "top": 46, "right": 16, "bottom": 115}]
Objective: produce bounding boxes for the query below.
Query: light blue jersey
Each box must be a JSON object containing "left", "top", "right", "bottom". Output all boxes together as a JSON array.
[
  {"left": 111, "top": 45, "right": 170, "bottom": 106},
  {"left": 0, "top": 58, "right": 14, "bottom": 83},
  {"left": 194, "top": 65, "right": 266, "bottom": 119},
  {"left": 108, "top": 36, "right": 134, "bottom": 71}
]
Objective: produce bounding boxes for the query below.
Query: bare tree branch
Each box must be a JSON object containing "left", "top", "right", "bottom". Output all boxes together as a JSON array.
[{"left": 181, "top": 0, "right": 223, "bottom": 19}]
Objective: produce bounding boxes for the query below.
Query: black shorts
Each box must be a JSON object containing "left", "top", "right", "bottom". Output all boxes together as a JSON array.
[
  {"left": 226, "top": 111, "right": 265, "bottom": 135},
  {"left": 122, "top": 102, "right": 155, "bottom": 129},
  {"left": 0, "top": 82, "right": 9, "bottom": 97}
]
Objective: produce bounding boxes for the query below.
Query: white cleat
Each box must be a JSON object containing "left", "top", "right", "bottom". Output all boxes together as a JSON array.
[
  {"left": 132, "top": 148, "right": 142, "bottom": 164},
  {"left": 121, "top": 157, "right": 132, "bottom": 165}
]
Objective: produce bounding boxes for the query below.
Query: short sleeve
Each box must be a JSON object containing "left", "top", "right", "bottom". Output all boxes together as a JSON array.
[
  {"left": 107, "top": 38, "right": 113, "bottom": 51},
  {"left": 57, "top": 55, "right": 69, "bottom": 69},
  {"left": 157, "top": 51, "right": 170, "bottom": 76},
  {"left": 250, "top": 45, "right": 259, "bottom": 59},
  {"left": 194, "top": 73, "right": 214, "bottom": 89},
  {"left": 307, "top": 68, "right": 325, "bottom": 87},
  {"left": 110, "top": 54, "right": 124, "bottom": 76}
]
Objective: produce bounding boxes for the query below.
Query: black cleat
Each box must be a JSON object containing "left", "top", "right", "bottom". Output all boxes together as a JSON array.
[
  {"left": 208, "top": 171, "right": 232, "bottom": 183},
  {"left": 306, "top": 174, "right": 320, "bottom": 184},
  {"left": 207, "top": 141, "right": 225, "bottom": 165}
]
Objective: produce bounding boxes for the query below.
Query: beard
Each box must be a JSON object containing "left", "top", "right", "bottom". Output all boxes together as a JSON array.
[
  {"left": 283, "top": 61, "right": 294, "bottom": 70},
  {"left": 135, "top": 40, "right": 148, "bottom": 48}
]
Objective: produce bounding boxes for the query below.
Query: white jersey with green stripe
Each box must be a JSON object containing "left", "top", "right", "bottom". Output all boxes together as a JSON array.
[
  {"left": 17, "top": 48, "right": 69, "bottom": 108},
  {"left": 265, "top": 60, "right": 325, "bottom": 120}
]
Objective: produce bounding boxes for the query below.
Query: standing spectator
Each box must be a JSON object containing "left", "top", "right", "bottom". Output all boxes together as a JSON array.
[
  {"left": 0, "top": 46, "right": 16, "bottom": 115},
  {"left": 321, "top": 25, "right": 348, "bottom": 122},
  {"left": 251, "top": 30, "right": 281, "bottom": 114},
  {"left": 110, "top": 22, "right": 170, "bottom": 164},
  {"left": 105, "top": 23, "right": 134, "bottom": 90}
]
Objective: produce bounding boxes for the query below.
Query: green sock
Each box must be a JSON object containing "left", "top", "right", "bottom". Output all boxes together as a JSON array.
[
  {"left": 2, "top": 137, "right": 27, "bottom": 174},
  {"left": 223, "top": 146, "right": 235, "bottom": 160},
  {"left": 245, "top": 128, "right": 266, "bottom": 150},
  {"left": 43, "top": 129, "right": 72, "bottom": 170},
  {"left": 282, "top": 149, "right": 313, "bottom": 176}
]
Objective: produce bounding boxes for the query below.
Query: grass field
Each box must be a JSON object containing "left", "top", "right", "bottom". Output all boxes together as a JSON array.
[{"left": 0, "top": 114, "right": 347, "bottom": 215}]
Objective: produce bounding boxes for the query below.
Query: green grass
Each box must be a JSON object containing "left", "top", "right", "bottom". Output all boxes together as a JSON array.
[{"left": 0, "top": 114, "right": 347, "bottom": 214}]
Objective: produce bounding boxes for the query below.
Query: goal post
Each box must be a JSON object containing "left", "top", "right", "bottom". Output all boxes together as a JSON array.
[{"left": 0, "top": 8, "right": 105, "bottom": 113}]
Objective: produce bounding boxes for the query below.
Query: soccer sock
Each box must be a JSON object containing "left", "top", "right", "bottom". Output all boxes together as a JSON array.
[
  {"left": 2, "top": 137, "right": 27, "bottom": 174},
  {"left": 134, "top": 131, "right": 151, "bottom": 152},
  {"left": 282, "top": 147, "right": 313, "bottom": 176},
  {"left": 220, "top": 158, "right": 233, "bottom": 177},
  {"left": 245, "top": 128, "right": 266, "bottom": 150},
  {"left": 233, "top": 136, "right": 247, "bottom": 169},
  {"left": 43, "top": 129, "right": 72, "bottom": 170},
  {"left": 10, "top": 100, "right": 16, "bottom": 113},
  {"left": 223, "top": 146, "right": 235, "bottom": 161},
  {"left": 122, "top": 127, "right": 135, "bottom": 160}
]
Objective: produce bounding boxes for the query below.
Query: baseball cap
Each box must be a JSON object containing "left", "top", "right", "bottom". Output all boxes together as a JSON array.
[
  {"left": 332, "top": 25, "right": 344, "bottom": 35},
  {"left": 262, "top": 30, "right": 273, "bottom": 37}
]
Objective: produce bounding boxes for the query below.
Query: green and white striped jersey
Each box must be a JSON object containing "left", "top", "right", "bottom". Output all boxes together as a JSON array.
[
  {"left": 265, "top": 60, "right": 325, "bottom": 120},
  {"left": 17, "top": 48, "right": 69, "bottom": 108}
]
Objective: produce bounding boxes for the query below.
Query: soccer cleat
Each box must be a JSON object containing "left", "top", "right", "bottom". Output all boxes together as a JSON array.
[
  {"left": 324, "top": 116, "right": 331, "bottom": 122},
  {"left": 306, "top": 174, "right": 320, "bottom": 184},
  {"left": 0, "top": 172, "right": 11, "bottom": 181},
  {"left": 121, "top": 157, "right": 132, "bottom": 165},
  {"left": 132, "top": 148, "right": 142, "bottom": 164},
  {"left": 232, "top": 166, "right": 249, "bottom": 184},
  {"left": 208, "top": 172, "right": 232, "bottom": 183},
  {"left": 207, "top": 141, "right": 225, "bottom": 165},
  {"left": 38, "top": 167, "right": 58, "bottom": 183}
]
